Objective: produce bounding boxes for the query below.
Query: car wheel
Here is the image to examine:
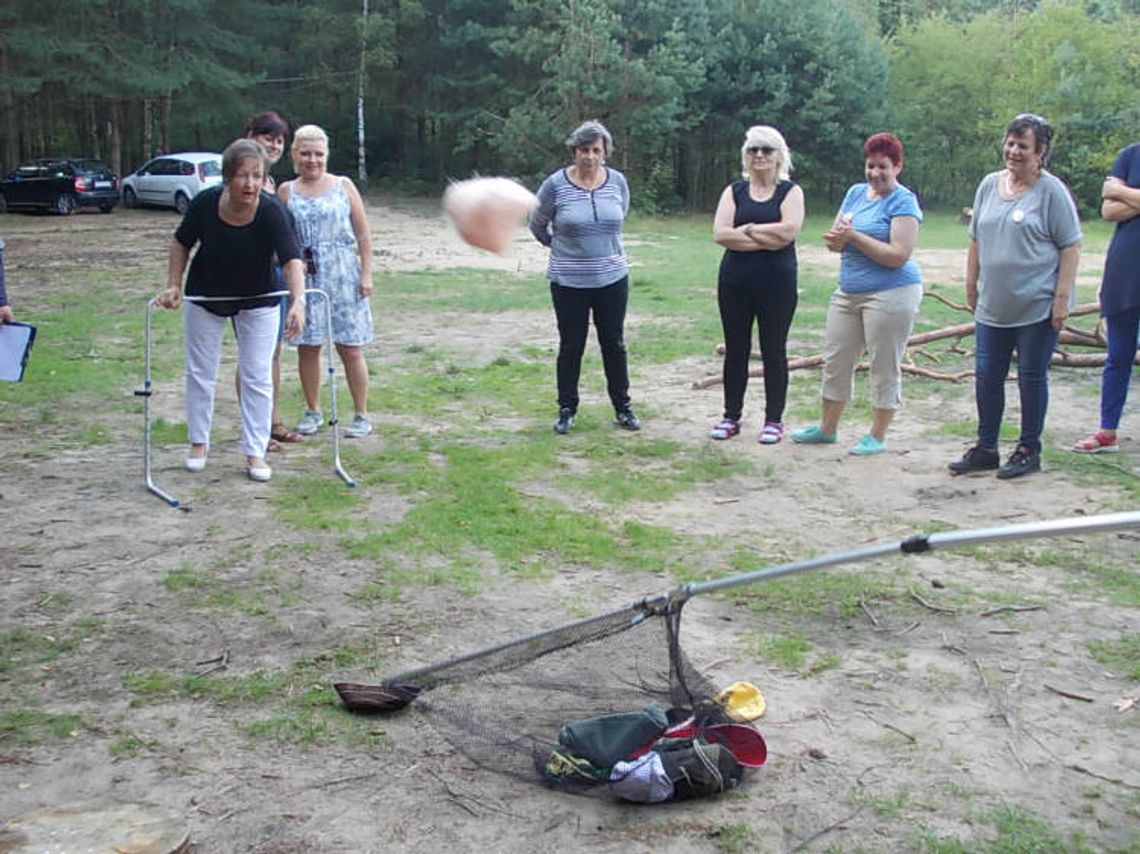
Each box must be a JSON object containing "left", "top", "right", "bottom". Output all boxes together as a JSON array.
[
  {"left": 174, "top": 193, "right": 190, "bottom": 215},
  {"left": 54, "top": 193, "right": 76, "bottom": 215},
  {"left": 123, "top": 187, "right": 138, "bottom": 209},
  {"left": 0, "top": 192, "right": 7, "bottom": 214},
  {"left": 98, "top": 204, "right": 114, "bottom": 213}
]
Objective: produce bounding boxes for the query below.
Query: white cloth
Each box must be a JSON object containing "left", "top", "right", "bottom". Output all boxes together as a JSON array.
[
  {"left": 609, "top": 752, "right": 673, "bottom": 803},
  {"left": 184, "top": 302, "right": 277, "bottom": 457}
]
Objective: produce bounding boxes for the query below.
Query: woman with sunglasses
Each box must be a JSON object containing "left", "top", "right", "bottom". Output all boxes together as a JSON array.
[
  {"left": 710, "top": 126, "right": 804, "bottom": 443},
  {"left": 792, "top": 132, "right": 923, "bottom": 456},
  {"left": 948, "top": 113, "right": 1081, "bottom": 479}
]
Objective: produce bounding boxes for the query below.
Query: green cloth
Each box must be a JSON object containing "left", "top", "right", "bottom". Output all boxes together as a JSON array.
[{"left": 557, "top": 703, "right": 668, "bottom": 769}]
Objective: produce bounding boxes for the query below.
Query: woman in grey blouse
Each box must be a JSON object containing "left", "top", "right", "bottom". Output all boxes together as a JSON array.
[
  {"left": 948, "top": 113, "right": 1082, "bottom": 480},
  {"left": 529, "top": 120, "right": 639, "bottom": 435}
]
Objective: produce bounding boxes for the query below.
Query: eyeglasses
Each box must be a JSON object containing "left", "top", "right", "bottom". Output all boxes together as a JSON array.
[{"left": 746, "top": 145, "right": 777, "bottom": 156}]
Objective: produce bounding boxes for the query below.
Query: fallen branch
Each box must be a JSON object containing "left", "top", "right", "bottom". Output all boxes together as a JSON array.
[
  {"left": 1044, "top": 684, "right": 1094, "bottom": 703},
  {"left": 909, "top": 589, "right": 957, "bottom": 615},
  {"left": 789, "top": 806, "right": 866, "bottom": 853},
  {"left": 1066, "top": 763, "right": 1140, "bottom": 791},
  {"left": 979, "top": 605, "right": 1044, "bottom": 618}
]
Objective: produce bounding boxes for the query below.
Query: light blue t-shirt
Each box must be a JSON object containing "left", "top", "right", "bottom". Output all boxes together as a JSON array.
[
  {"left": 969, "top": 170, "right": 1082, "bottom": 327},
  {"left": 836, "top": 183, "right": 923, "bottom": 294}
]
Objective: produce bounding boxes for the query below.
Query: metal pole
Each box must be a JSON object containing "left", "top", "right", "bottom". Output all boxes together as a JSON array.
[
  {"left": 682, "top": 511, "right": 1140, "bottom": 601},
  {"left": 305, "top": 287, "right": 355, "bottom": 487},
  {"left": 136, "top": 297, "right": 179, "bottom": 507}
]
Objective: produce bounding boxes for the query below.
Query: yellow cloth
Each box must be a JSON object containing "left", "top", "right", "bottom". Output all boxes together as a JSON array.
[{"left": 714, "top": 681, "right": 766, "bottom": 722}]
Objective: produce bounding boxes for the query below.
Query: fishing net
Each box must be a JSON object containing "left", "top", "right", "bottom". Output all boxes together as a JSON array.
[
  {"left": 334, "top": 513, "right": 1140, "bottom": 796},
  {"left": 337, "top": 592, "right": 735, "bottom": 793}
]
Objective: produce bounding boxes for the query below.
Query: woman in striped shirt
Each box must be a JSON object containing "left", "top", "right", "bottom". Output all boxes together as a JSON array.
[{"left": 529, "top": 120, "right": 639, "bottom": 435}]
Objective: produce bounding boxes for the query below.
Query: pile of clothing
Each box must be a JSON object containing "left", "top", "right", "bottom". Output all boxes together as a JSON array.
[{"left": 543, "top": 682, "right": 767, "bottom": 803}]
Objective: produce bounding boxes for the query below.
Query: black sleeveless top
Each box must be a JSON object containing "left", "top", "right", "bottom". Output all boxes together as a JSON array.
[{"left": 718, "top": 179, "right": 797, "bottom": 282}]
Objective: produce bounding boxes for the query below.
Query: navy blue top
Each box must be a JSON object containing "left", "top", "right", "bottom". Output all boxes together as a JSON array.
[{"left": 1100, "top": 143, "right": 1140, "bottom": 317}]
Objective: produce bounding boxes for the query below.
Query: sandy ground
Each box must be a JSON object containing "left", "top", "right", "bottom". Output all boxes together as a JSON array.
[{"left": 1, "top": 200, "right": 1138, "bottom": 853}]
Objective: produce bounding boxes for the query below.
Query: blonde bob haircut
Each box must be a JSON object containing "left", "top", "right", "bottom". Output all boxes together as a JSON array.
[
  {"left": 740, "top": 125, "right": 793, "bottom": 181},
  {"left": 291, "top": 124, "right": 329, "bottom": 156}
]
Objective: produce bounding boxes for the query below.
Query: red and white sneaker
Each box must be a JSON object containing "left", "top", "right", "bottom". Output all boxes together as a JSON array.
[{"left": 1071, "top": 430, "right": 1118, "bottom": 454}]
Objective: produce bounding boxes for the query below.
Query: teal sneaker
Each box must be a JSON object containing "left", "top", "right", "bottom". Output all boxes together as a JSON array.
[
  {"left": 791, "top": 424, "right": 837, "bottom": 444},
  {"left": 850, "top": 434, "right": 886, "bottom": 456}
]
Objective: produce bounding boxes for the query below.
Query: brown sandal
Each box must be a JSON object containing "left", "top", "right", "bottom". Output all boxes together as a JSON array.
[{"left": 271, "top": 422, "right": 304, "bottom": 443}]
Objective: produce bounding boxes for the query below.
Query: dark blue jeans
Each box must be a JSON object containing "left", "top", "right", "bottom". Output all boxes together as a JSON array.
[
  {"left": 974, "top": 318, "right": 1059, "bottom": 453},
  {"left": 1100, "top": 308, "right": 1140, "bottom": 430},
  {"left": 550, "top": 277, "right": 630, "bottom": 413}
]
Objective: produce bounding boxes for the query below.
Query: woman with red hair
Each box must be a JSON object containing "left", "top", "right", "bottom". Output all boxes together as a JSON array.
[{"left": 792, "top": 132, "right": 923, "bottom": 456}]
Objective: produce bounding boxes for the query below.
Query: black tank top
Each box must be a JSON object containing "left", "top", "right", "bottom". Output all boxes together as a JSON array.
[{"left": 719, "top": 179, "right": 797, "bottom": 280}]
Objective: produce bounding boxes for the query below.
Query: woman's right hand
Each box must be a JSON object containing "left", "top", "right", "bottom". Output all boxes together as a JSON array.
[{"left": 155, "top": 286, "right": 182, "bottom": 309}]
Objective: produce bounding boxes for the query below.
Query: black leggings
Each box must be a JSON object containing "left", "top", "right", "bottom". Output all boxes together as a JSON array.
[
  {"left": 550, "top": 277, "right": 631, "bottom": 413},
  {"left": 717, "top": 273, "right": 798, "bottom": 423}
]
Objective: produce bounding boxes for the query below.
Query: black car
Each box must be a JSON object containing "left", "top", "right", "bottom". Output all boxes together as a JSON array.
[{"left": 0, "top": 158, "right": 120, "bottom": 215}]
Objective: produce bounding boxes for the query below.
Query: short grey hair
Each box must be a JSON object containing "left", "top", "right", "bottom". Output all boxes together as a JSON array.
[
  {"left": 566, "top": 120, "right": 613, "bottom": 156},
  {"left": 291, "top": 124, "right": 329, "bottom": 154},
  {"left": 222, "top": 138, "right": 269, "bottom": 182},
  {"left": 740, "top": 125, "right": 793, "bottom": 181}
]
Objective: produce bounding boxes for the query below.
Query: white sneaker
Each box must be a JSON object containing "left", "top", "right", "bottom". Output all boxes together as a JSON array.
[
  {"left": 296, "top": 410, "right": 323, "bottom": 435},
  {"left": 345, "top": 414, "right": 373, "bottom": 438}
]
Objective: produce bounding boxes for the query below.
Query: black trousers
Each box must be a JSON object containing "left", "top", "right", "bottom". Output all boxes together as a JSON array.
[
  {"left": 550, "top": 276, "right": 631, "bottom": 413},
  {"left": 717, "top": 272, "right": 798, "bottom": 423}
]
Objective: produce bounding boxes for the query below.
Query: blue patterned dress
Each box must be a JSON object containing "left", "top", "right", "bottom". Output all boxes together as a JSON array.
[{"left": 287, "top": 178, "right": 373, "bottom": 346}]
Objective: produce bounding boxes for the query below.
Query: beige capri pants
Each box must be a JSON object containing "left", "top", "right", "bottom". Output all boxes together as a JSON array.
[{"left": 821, "top": 283, "right": 922, "bottom": 410}]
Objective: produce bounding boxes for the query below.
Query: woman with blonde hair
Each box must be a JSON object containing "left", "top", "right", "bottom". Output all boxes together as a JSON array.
[
  {"left": 710, "top": 125, "right": 804, "bottom": 443},
  {"left": 278, "top": 124, "right": 375, "bottom": 439}
]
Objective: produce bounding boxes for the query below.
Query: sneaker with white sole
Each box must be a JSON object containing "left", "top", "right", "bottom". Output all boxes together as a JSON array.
[
  {"left": 296, "top": 410, "right": 323, "bottom": 435},
  {"left": 345, "top": 414, "right": 373, "bottom": 438}
]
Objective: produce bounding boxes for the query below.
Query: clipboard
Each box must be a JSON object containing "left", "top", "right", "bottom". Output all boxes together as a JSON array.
[{"left": 0, "top": 321, "right": 36, "bottom": 382}]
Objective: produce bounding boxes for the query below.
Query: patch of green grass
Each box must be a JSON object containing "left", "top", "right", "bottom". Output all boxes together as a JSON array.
[
  {"left": 109, "top": 732, "right": 149, "bottom": 758},
  {"left": 0, "top": 707, "right": 83, "bottom": 745},
  {"left": 916, "top": 804, "right": 1097, "bottom": 853},
  {"left": 148, "top": 417, "right": 187, "bottom": 445},
  {"left": 712, "top": 822, "right": 752, "bottom": 854},
  {"left": 0, "top": 621, "right": 102, "bottom": 677},
  {"left": 745, "top": 630, "right": 841, "bottom": 676},
  {"left": 1087, "top": 634, "right": 1140, "bottom": 681},
  {"left": 120, "top": 640, "right": 393, "bottom": 746},
  {"left": 269, "top": 476, "right": 363, "bottom": 531},
  {"left": 730, "top": 566, "right": 902, "bottom": 620},
  {"left": 346, "top": 440, "right": 690, "bottom": 581}
]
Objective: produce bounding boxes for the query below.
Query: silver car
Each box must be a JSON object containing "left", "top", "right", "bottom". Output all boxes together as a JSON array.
[{"left": 121, "top": 152, "right": 223, "bottom": 214}]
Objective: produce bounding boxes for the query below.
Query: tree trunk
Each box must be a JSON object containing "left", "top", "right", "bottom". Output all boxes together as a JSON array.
[
  {"left": 109, "top": 99, "right": 123, "bottom": 176},
  {"left": 356, "top": 0, "right": 369, "bottom": 186}
]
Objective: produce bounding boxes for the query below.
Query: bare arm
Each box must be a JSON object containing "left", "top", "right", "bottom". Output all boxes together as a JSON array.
[
  {"left": 1101, "top": 177, "right": 1140, "bottom": 222},
  {"left": 156, "top": 239, "right": 191, "bottom": 308},
  {"left": 1051, "top": 241, "right": 1081, "bottom": 329},
  {"left": 281, "top": 257, "right": 305, "bottom": 337},
  {"left": 713, "top": 184, "right": 803, "bottom": 251},
  {"left": 342, "top": 177, "right": 373, "bottom": 298},
  {"left": 964, "top": 238, "right": 979, "bottom": 312},
  {"left": 827, "top": 215, "right": 919, "bottom": 268}
]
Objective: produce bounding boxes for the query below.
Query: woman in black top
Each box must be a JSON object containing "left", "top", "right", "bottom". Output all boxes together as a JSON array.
[
  {"left": 711, "top": 125, "right": 804, "bottom": 443},
  {"left": 156, "top": 139, "right": 305, "bottom": 482}
]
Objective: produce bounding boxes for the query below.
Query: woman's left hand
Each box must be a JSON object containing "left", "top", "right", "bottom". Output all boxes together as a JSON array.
[{"left": 1051, "top": 296, "right": 1070, "bottom": 330}]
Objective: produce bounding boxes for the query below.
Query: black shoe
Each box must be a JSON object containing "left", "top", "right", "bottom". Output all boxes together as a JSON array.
[
  {"left": 554, "top": 408, "right": 574, "bottom": 435},
  {"left": 997, "top": 445, "right": 1040, "bottom": 480},
  {"left": 948, "top": 445, "right": 1000, "bottom": 475},
  {"left": 616, "top": 408, "right": 641, "bottom": 431}
]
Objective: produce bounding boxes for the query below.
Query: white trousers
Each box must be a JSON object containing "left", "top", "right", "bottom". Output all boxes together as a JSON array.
[{"left": 184, "top": 303, "right": 278, "bottom": 457}]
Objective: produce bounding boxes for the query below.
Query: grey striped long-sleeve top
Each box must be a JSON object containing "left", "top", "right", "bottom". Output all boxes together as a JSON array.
[{"left": 528, "top": 167, "right": 630, "bottom": 288}]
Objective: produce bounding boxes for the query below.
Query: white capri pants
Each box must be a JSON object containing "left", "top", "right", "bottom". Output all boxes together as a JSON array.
[
  {"left": 184, "top": 302, "right": 279, "bottom": 457},
  {"left": 821, "top": 283, "right": 922, "bottom": 410}
]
